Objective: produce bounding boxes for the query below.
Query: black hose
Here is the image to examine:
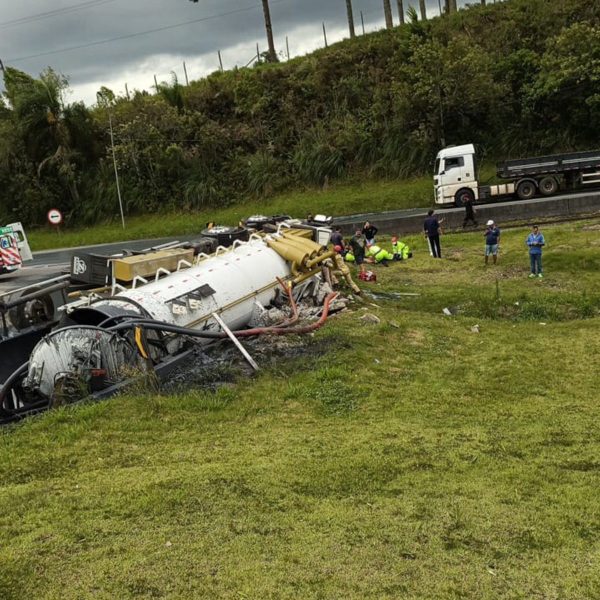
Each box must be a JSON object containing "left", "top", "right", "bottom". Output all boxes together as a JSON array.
[
  {"left": 0, "top": 362, "right": 31, "bottom": 418},
  {"left": 109, "top": 319, "right": 226, "bottom": 339}
]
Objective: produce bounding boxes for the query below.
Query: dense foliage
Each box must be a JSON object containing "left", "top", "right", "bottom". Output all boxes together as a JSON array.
[{"left": 1, "top": 0, "right": 599, "bottom": 226}]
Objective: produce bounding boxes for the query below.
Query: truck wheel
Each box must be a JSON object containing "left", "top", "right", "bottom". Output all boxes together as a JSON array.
[
  {"left": 200, "top": 225, "right": 249, "bottom": 247},
  {"left": 538, "top": 176, "right": 558, "bottom": 196},
  {"left": 454, "top": 189, "right": 474, "bottom": 208},
  {"left": 516, "top": 180, "right": 536, "bottom": 200}
]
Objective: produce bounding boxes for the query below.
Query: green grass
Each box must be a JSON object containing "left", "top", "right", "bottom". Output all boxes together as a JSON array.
[
  {"left": 28, "top": 175, "right": 434, "bottom": 251},
  {"left": 2, "top": 219, "right": 600, "bottom": 598}
]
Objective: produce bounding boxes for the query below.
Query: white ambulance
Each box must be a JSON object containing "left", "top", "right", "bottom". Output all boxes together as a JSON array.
[{"left": 0, "top": 223, "right": 33, "bottom": 274}]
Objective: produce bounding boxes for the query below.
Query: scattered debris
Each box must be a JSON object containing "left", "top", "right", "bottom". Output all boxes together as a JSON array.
[
  {"left": 470, "top": 325, "right": 480, "bottom": 334},
  {"left": 442, "top": 307, "right": 453, "bottom": 316},
  {"left": 389, "top": 320, "right": 401, "bottom": 329}
]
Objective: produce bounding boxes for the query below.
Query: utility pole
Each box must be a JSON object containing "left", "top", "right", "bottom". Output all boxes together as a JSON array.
[
  {"left": 345, "top": 0, "right": 356, "bottom": 38},
  {"left": 261, "top": 0, "right": 278, "bottom": 62},
  {"left": 322, "top": 22, "right": 328, "bottom": 47},
  {"left": 360, "top": 11, "right": 365, "bottom": 34},
  {"left": 383, "top": 0, "right": 393, "bottom": 29},
  {"left": 397, "top": 1, "right": 404, "bottom": 25},
  {"left": 419, "top": 0, "right": 427, "bottom": 20},
  {"left": 97, "top": 92, "right": 125, "bottom": 229},
  {"left": 0, "top": 59, "right": 5, "bottom": 75}
]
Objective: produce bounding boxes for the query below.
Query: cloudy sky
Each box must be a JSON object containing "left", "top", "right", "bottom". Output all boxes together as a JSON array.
[{"left": 0, "top": 0, "right": 472, "bottom": 106}]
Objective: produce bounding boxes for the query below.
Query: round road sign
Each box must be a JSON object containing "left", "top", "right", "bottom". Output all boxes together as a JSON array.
[{"left": 47, "top": 208, "right": 63, "bottom": 226}]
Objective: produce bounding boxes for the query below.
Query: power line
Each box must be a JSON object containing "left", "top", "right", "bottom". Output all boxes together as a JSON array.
[
  {"left": 0, "top": 0, "right": 117, "bottom": 31},
  {"left": 7, "top": 0, "right": 289, "bottom": 64}
]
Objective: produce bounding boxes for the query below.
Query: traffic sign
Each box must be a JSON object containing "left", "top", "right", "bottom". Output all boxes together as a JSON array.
[{"left": 47, "top": 208, "right": 63, "bottom": 226}]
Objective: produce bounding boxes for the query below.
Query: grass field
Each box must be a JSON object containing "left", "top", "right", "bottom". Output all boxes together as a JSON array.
[
  {"left": 27, "top": 176, "right": 433, "bottom": 251},
  {"left": 2, "top": 219, "right": 600, "bottom": 599}
]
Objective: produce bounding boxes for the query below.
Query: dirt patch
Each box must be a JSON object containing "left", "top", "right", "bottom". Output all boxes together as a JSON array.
[{"left": 405, "top": 329, "right": 426, "bottom": 345}]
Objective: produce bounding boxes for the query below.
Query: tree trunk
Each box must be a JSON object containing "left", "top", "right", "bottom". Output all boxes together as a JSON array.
[
  {"left": 450, "top": 0, "right": 458, "bottom": 12},
  {"left": 346, "top": 0, "right": 356, "bottom": 38},
  {"left": 397, "top": 0, "right": 404, "bottom": 24},
  {"left": 481, "top": 0, "right": 486, "bottom": 4},
  {"left": 383, "top": 0, "right": 393, "bottom": 29},
  {"left": 261, "top": 0, "right": 278, "bottom": 62},
  {"left": 419, "top": 0, "right": 427, "bottom": 20}
]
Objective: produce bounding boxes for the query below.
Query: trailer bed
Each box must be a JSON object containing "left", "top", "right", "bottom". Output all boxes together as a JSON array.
[{"left": 497, "top": 149, "right": 600, "bottom": 179}]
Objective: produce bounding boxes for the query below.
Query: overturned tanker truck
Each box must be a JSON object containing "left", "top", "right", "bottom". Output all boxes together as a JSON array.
[{"left": 0, "top": 223, "right": 358, "bottom": 424}]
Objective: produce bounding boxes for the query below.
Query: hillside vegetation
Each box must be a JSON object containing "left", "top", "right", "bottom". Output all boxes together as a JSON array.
[
  {"left": 2, "top": 219, "right": 600, "bottom": 598},
  {"left": 1, "top": 0, "right": 599, "bottom": 228}
]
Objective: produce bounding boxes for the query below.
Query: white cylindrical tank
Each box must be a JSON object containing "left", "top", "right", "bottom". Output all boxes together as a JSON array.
[
  {"left": 24, "top": 237, "right": 294, "bottom": 400},
  {"left": 104, "top": 236, "right": 291, "bottom": 332}
]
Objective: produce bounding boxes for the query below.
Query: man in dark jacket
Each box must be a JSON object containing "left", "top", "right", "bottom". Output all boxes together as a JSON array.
[
  {"left": 348, "top": 230, "right": 365, "bottom": 265},
  {"left": 424, "top": 210, "right": 443, "bottom": 258},
  {"left": 362, "top": 221, "right": 378, "bottom": 244},
  {"left": 463, "top": 196, "right": 478, "bottom": 228}
]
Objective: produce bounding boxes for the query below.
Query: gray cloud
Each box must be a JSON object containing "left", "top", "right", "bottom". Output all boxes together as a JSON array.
[{"left": 0, "top": 0, "right": 473, "bottom": 103}]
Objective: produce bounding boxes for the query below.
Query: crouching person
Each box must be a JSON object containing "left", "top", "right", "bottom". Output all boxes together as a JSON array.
[
  {"left": 366, "top": 241, "right": 394, "bottom": 265},
  {"left": 391, "top": 236, "right": 412, "bottom": 261}
]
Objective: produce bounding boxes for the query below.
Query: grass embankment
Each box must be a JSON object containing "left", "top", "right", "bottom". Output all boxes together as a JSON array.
[
  {"left": 2, "top": 220, "right": 600, "bottom": 598},
  {"left": 28, "top": 176, "right": 433, "bottom": 251}
]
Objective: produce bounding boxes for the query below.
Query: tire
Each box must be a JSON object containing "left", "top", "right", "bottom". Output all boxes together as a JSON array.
[
  {"left": 538, "top": 176, "right": 558, "bottom": 196},
  {"left": 200, "top": 225, "right": 249, "bottom": 247},
  {"left": 516, "top": 180, "right": 536, "bottom": 200},
  {"left": 454, "top": 188, "right": 475, "bottom": 208}
]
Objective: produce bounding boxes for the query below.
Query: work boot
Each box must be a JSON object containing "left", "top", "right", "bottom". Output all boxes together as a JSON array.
[{"left": 528, "top": 273, "right": 536, "bottom": 278}]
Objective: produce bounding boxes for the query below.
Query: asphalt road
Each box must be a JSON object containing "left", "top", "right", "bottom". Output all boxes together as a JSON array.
[{"left": 1, "top": 188, "right": 598, "bottom": 295}]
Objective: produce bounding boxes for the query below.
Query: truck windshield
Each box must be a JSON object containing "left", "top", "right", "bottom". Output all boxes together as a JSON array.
[{"left": 434, "top": 158, "right": 440, "bottom": 175}]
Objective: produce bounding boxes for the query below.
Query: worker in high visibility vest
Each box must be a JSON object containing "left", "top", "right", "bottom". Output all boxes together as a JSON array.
[
  {"left": 391, "top": 236, "right": 412, "bottom": 260},
  {"left": 366, "top": 241, "right": 393, "bottom": 264}
]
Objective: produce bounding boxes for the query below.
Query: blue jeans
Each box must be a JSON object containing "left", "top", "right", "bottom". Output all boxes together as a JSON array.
[{"left": 530, "top": 253, "right": 542, "bottom": 274}]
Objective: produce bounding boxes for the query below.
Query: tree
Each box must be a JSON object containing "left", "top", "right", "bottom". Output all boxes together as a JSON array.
[
  {"left": 419, "top": 0, "right": 427, "bottom": 20},
  {"left": 346, "top": 0, "right": 356, "bottom": 38},
  {"left": 3, "top": 67, "right": 83, "bottom": 208},
  {"left": 383, "top": 0, "right": 393, "bottom": 29},
  {"left": 397, "top": 0, "right": 405, "bottom": 25},
  {"left": 189, "top": 0, "right": 278, "bottom": 62}
]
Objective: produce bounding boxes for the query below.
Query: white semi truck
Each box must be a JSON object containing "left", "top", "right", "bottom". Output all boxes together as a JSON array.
[{"left": 434, "top": 144, "right": 600, "bottom": 206}]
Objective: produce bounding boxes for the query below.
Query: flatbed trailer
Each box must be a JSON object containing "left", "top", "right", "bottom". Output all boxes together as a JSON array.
[{"left": 434, "top": 144, "right": 600, "bottom": 206}]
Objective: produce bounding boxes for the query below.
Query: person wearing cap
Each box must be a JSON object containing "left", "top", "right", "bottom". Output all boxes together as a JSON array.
[
  {"left": 391, "top": 236, "right": 412, "bottom": 260},
  {"left": 484, "top": 219, "right": 501, "bottom": 265}
]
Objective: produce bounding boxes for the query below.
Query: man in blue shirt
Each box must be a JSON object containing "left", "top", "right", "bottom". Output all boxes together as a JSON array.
[
  {"left": 484, "top": 219, "right": 501, "bottom": 265},
  {"left": 526, "top": 224, "right": 545, "bottom": 278}
]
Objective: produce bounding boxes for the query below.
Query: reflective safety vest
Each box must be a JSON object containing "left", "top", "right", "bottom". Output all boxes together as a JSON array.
[
  {"left": 368, "top": 245, "right": 393, "bottom": 262},
  {"left": 392, "top": 241, "right": 411, "bottom": 259}
]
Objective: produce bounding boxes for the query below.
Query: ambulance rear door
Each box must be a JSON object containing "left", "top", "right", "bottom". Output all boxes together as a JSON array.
[{"left": 7, "top": 222, "right": 33, "bottom": 261}]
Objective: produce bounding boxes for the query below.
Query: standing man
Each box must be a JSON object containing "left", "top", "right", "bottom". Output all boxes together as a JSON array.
[
  {"left": 484, "top": 219, "right": 501, "bottom": 265},
  {"left": 424, "top": 210, "right": 443, "bottom": 258},
  {"left": 526, "top": 224, "right": 545, "bottom": 278},
  {"left": 362, "top": 221, "right": 378, "bottom": 244},
  {"left": 348, "top": 230, "right": 366, "bottom": 266},
  {"left": 463, "top": 195, "right": 478, "bottom": 228}
]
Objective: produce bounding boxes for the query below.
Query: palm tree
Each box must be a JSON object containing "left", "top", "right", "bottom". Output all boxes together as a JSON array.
[
  {"left": 3, "top": 66, "right": 82, "bottom": 205},
  {"left": 261, "top": 0, "right": 278, "bottom": 62},
  {"left": 397, "top": 0, "right": 405, "bottom": 25},
  {"left": 346, "top": 0, "right": 356, "bottom": 38},
  {"left": 189, "top": 0, "right": 278, "bottom": 62},
  {"left": 383, "top": 0, "right": 393, "bottom": 28}
]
